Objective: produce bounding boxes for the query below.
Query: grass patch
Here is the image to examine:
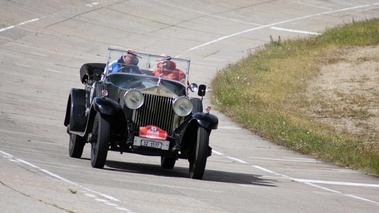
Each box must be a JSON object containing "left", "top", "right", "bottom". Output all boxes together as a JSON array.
[{"left": 211, "top": 18, "right": 379, "bottom": 175}]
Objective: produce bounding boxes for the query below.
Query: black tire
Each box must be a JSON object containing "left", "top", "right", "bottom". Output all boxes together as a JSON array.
[
  {"left": 189, "top": 126, "right": 209, "bottom": 179},
  {"left": 161, "top": 156, "right": 176, "bottom": 169},
  {"left": 191, "top": 98, "right": 203, "bottom": 113},
  {"left": 91, "top": 113, "right": 110, "bottom": 168},
  {"left": 68, "top": 132, "right": 86, "bottom": 158}
]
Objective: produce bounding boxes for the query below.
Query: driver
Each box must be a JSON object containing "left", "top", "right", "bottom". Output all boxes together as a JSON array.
[
  {"left": 151, "top": 54, "right": 186, "bottom": 83},
  {"left": 105, "top": 49, "right": 141, "bottom": 74}
]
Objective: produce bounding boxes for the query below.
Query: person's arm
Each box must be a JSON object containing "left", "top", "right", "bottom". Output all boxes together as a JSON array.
[
  {"left": 178, "top": 69, "right": 186, "bottom": 83},
  {"left": 130, "top": 65, "right": 142, "bottom": 74},
  {"left": 151, "top": 68, "right": 161, "bottom": 76}
]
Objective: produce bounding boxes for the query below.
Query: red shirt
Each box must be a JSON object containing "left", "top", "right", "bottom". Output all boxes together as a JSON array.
[{"left": 152, "top": 61, "right": 186, "bottom": 83}]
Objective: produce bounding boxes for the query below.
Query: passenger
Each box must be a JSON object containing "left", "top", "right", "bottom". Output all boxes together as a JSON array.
[
  {"left": 151, "top": 55, "right": 186, "bottom": 83},
  {"left": 105, "top": 49, "right": 141, "bottom": 74}
]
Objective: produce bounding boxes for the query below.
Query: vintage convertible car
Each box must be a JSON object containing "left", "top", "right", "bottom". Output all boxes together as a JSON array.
[{"left": 64, "top": 48, "right": 218, "bottom": 179}]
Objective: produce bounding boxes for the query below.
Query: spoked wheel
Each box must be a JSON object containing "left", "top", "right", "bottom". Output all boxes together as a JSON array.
[
  {"left": 68, "top": 131, "right": 86, "bottom": 158},
  {"left": 91, "top": 112, "right": 110, "bottom": 168},
  {"left": 161, "top": 156, "right": 176, "bottom": 169},
  {"left": 189, "top": 126, "right": 210, "bottom": 179}
]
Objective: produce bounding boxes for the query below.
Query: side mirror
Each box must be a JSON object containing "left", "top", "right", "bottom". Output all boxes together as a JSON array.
[{"left": 198, "top": 84, "right": 206, "bottom": 97}]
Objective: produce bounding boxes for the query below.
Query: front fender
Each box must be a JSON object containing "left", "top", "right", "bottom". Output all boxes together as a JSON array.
[
  {"left": 64, "top": 88, "right": 86, "bottom": 133},
  {"left": 93, "top": 97, "right": 121, "bottom": 115},
  {"left": 175, "top": 113, "right": 217, "bottom": 158},
  {"left": 192, "top": 112, "right": 218, "bottom": 130}
]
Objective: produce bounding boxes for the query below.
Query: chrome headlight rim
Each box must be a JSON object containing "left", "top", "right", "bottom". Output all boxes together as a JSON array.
[
  {"left": 124, "top": 89, "right": 144, "bottom": 110},
  {"left": 173, "top": 97, "right": 193, "bottom": 117}
]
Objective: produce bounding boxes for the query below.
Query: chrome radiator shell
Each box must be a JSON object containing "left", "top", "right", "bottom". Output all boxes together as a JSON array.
[{"left": 132, "top": 94, "right": 182, "bottom": 135}]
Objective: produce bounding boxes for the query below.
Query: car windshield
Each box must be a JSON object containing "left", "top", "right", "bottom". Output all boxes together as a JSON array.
[
  {"left": 104, "top": 48, "right": 190, "bottom": 85},
  {"left": 106, "top": 73, "right": 186, "bottom": 96}
]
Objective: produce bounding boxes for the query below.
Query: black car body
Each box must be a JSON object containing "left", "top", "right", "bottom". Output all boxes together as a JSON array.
[{"left": 64, "top": 48, "right": 218, "bottom": 179}]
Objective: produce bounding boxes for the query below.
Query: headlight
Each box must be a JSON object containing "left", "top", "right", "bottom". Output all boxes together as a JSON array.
[
  {"left": 124, "top": 90, "right": 144, "bottom": 109},
  {"left": 173, "top": 97, "right": 193, "bottom": 117}
]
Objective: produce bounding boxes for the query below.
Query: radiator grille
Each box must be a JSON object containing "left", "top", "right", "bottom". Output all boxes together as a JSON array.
[{"left": 132, "top": 94, "right": 177, "bottom": 135}]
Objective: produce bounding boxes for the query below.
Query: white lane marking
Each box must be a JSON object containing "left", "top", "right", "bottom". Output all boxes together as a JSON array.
[
  {"left": 253, "top": 165, "right": 291, "bottom": 178},
  {"left": 86, "top": 2, "right": 99, "bottom": 7},
  {"left": 227, "top": 156, "right": 247, "bottom": 164},
  {"left": 0, "top": 149, "right": 134, "bottom": 212},
  {"left": 213, "top": 150, "right": 247, "bottom": 163},
  {"left": 217, "top": 126, "right": 241, "bottom": 130},
  {"left": 212, "top": 150, "right": 224, "bottom": 156},
  {"left": 304, "top": 182, "right": 341, "bottom": 193},
  {"left": 46, "top": 69, "right": 62, "bottom": 73},
  {"left": 84, "top": 193, "right": 97, "bottom": 198},
  {"left": 0, "top": 26, "right": 15, "bottom": 32},
  {"left": 210, "top": 150, "right": 379, "bottom": 204},
  {"left": 38, "top": 168, "right": 120, "bottom": 202},
  {"left": 345, "top": 194, "right": 379, "bottom": 205},
  {"left": 180, "top": 4, "right": 374, "bottom": 54},
  {"left": 270, "top": 27, "right": 320, "bottom": 35},
  {"left": 80, "top": 186, "right": 120, "bottom": 202},
  {"left": 293, "top": 1, "right": 333, "bottom": 10},
  {"left": 15, "top": 63, "right": 32, "bottom": 68},
  {"left": 0, "top": 150, "right": 13, "bottom": 158},
  {"left": 0, "top": 17, "right": 45, "bottom": 33},
  {"left": 294, "top": 178, "right": 379, "bottom": 188},
  {"left": 252, "top": 165, "right": 379, "bottom": 205},
  {"left": 105, "top": 202, "right": 119, "bottom": 206},
  {"left": 251, "top": 156, "right": 319, "bottom": 163},
  {"left": 116, "top": 207, "right": 133, "bottom": 212},
  {"left": 18, "top": 18, "right": 44, "bottom": 26},
  {"left": 16, "top": 158, "right": 40, "bottom": 169}
]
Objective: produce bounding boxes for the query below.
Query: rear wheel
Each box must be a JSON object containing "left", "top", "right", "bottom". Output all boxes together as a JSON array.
[
  {"left": 91, "top": 113, "right": 110, "bottom": 168},
  {"left": 189, "top": 126, "right": 209, "bottom": 179},
  {"left": 161, "top": 156, "right": 176, "bottom": 169},
  {"left": 68, "top": 132, "right": 86, "bottom": 158}
]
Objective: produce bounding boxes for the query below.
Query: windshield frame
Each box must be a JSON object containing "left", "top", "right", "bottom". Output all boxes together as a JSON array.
[{"left": 104, "top": 47, "right": 190, "bottom": 86}]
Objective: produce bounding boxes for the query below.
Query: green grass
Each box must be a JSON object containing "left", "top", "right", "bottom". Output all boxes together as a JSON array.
[{"left": 211, "top": 18, "right": 379, "bottom": 175}]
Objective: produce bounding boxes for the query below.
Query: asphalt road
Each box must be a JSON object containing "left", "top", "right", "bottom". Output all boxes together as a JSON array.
[{"left": 1, "top": 0, "right": 378, "bottom": 212}]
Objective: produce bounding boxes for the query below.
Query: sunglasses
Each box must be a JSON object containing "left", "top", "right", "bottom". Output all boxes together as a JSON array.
[
  {"left": 126, "top": 50, "right": 135, "bottom": 55},
  {"left": 125, "top": 50, "right": 141, "bottom": 58}
]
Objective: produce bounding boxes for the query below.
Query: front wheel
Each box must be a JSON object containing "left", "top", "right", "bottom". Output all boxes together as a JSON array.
[
  {"left": 68, "top": 132, "right": 86, "bottom": 158},
  {"left": 189, "top": 126, "right": 209, "bottom": 179},
  {"left": 91, "top": 113, "right": 110, "bottom": 168},
  {"left": 161, "top": 156, "right": 176, "bottom": 169}
]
